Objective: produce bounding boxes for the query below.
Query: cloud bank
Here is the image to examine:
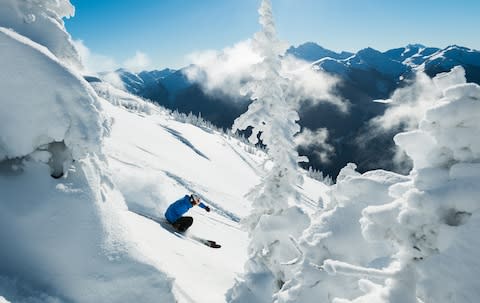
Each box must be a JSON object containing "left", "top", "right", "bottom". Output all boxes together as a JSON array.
[
  {"left": 73, "top": 40, "right": 152, "bottom": 73},
  {"left": 184, "top": 39, "right": 346, "bottom": 111},
  {"left": 184, "top": 40, "right": 261, "bottom": 98},
  {"left": 295, "top": 128, "right": 334, "bottom": 163},
  {"left": 372, "top": 66, "right": 467, "bottom": 132},
  {"left": 123, "top": 51, "right": 152, "bottom": 73},
  {"left": 73, "top": 40, "right": 117, "bottom": 73},
  {"left": 365, "top": 66, "right": 467, "bottom": 169}
]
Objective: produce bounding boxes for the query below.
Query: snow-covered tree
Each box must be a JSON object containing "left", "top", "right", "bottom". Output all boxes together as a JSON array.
[
  {"left": 274, "top": 163, "right": 408, "bottom": 303},
  {"left": 274, "top": 67, "right": 480, "bottom": 303},
  {"left": 226, "top": 1, "right": 342, "bottom": 301},
  {"left": 353, "top": 68, "right": 480, "bottom": 303}
]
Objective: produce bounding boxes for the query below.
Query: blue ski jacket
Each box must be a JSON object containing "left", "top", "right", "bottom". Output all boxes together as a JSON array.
[{"left": 165, "top": 195, "right": 207, "bottom": 223}]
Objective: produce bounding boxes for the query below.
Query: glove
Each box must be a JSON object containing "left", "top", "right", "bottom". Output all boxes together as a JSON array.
[{"left": 205, "top": 206, "right": 211, "bottom": 212}]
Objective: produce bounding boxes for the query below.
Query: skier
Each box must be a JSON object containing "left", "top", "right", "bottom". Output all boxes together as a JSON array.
[{"left": 165, "top": 194, "right": 211, "bottom": 232}]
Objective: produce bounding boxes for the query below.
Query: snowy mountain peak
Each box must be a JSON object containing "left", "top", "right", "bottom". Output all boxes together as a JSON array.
[
  {"left": 445, "top": 44, "right": 474, "bottom": 51},
  {"left": 139, "top": 68, "right": 177, "bottom": 82},
  {"left": 384, "top": 45, "right": 440, "bottom": 67},
  {"left": 287, "top": 42, "right": 353, "bottom": 62},
  {"left": 346, "top": 47, "right": 408, "bottom": 77},
  {"left": 355, "top": 47, "right": 383, "bottom": 59},
  {"left": 418, "top": 45, "right": 480, "bottom": 81},
  {"left": 351, "top": 47, "right": 379, "bottom": 64}
]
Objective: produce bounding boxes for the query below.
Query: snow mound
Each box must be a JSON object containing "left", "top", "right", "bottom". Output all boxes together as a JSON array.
[
  {"left": 388, "top": 81, "right": 480, "bottom": 302},
  {"left": 274, "top": 67, "right": 480, "bottom": 303},
  {"left": 275, "top": 166, "right": 409, "bottom": 303},
  {"left": 352, "top": 76, "right": 480, "bottom": 303},
  {"left": 0, "top": 156, "right": 176, "bottom": 303},
  {"left": 394, "top": 82, "right": 480, "bottom": 168},
  {"left": 0, "top": 0, "right": 81, "bottom": 67},
  {"left": 0, "top": 24, "right": 175, "bottom": 303},
  {"left": 0, "top": 28, "right": 106, "bottom": 168}
]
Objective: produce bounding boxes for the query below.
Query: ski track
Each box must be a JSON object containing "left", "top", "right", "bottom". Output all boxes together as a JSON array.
[
  {"left": 196, "top": 211, "right": 242, "bottom": 231},
  {"left": 108, "top": 155, "right": 143, "bottom": 169},
  {"left": 223, "top": 138, "right": 263, "bottom": 176},
  {"left": 109, "top": 147, "right": 242, "bottom": 224},
  {"left": 114, "top": 140, "right": 315, "bottom": 222},
  {"left": 173, "top": 284, "right": 197, "bottom": 303},
  {"left": 296, "top": 188, "right": 319, "bottom": 210},
  {"left": 135, "top": 144, "right": 161, "bottom": 158},
  {"left": 160, "top": 125, "right": 210, "bottom": 160}
]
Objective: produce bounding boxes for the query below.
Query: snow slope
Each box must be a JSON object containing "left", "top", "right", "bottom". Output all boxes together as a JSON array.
[{"left": 97, "top": 83, "right": 328, "bottom": 302}]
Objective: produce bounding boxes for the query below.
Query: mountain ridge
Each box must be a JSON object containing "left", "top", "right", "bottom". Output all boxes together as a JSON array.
[{"left": 100, "top": 42, "right": 480, "bottom": 178}]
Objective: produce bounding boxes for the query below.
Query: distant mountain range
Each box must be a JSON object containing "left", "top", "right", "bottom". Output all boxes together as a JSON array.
[{"left": 94, "top": 43, "right": 480, "bottom": 178}]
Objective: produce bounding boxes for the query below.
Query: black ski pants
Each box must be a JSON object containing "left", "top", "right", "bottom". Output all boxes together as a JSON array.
[{"left": 172, "top": 216, "right": 193, "bottom": 232}]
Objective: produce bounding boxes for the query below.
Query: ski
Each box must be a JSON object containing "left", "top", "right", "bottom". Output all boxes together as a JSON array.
[
  {"left": 171, "top": 231, "right": 221, "bottom": 249},
  {"left": 191, "top": 236, "right": 221, "bottom": 249},
  {"left": 130, "top": 209, "right": 221, "bottom": 248}
]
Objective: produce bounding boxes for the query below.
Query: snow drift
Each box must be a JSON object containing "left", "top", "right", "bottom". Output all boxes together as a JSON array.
[
  {"left": 0, "top": 0, "right": 81, "bottom": 68},
  {"left": 0, "top": 28, "right": 105, "bottom": 166},
  {"left": 0, "top": 1, "right": 176, "bottom": 301}
]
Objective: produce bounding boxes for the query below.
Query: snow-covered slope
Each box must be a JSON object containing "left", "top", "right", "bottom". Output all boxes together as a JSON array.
[
  {"left": 106, "top": 68, "right": 190, "bottom": 102},
  {"left": 96, "top": 81, "right": 328, "bottom": 303}
]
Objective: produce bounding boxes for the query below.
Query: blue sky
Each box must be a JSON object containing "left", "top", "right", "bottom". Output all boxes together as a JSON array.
[{"left": 66, "top": 0, "right": 480, "bottom": 70}]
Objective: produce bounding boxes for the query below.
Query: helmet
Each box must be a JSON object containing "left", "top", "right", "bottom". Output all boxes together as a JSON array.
[{"left": 190, "top": 194, "right": 201, "bottom": 204}]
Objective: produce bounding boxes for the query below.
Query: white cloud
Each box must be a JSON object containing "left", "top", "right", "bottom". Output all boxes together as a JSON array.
[
  {"left": 73, "top": 40, "right": 152, "bottom": 74},
  {"left": 123, "top": 51, "right": 152, "bottom": 73},
  {"left": 72, "top": 39, "right": 117, "bottom": 73},
  {"left": 295, "top": 128, "right": 334, "bottom": 163},
  {"left": 184, "top": 39, "right": 261, "bottom": 98},
  {"left": 281, "top": 55, "right": 347, "bottom": 112},
  {"left": 101, "top": 72, "right": 125, "bottom": 90},
  {"left": 184, "top": 39, "right": 347, "bottom": 110},
  {"left": 363, "top": 66, "right": 467, "bottom": 170},
  {"left": 371, "top": 66, "right": 466, "bottom": 132}
]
